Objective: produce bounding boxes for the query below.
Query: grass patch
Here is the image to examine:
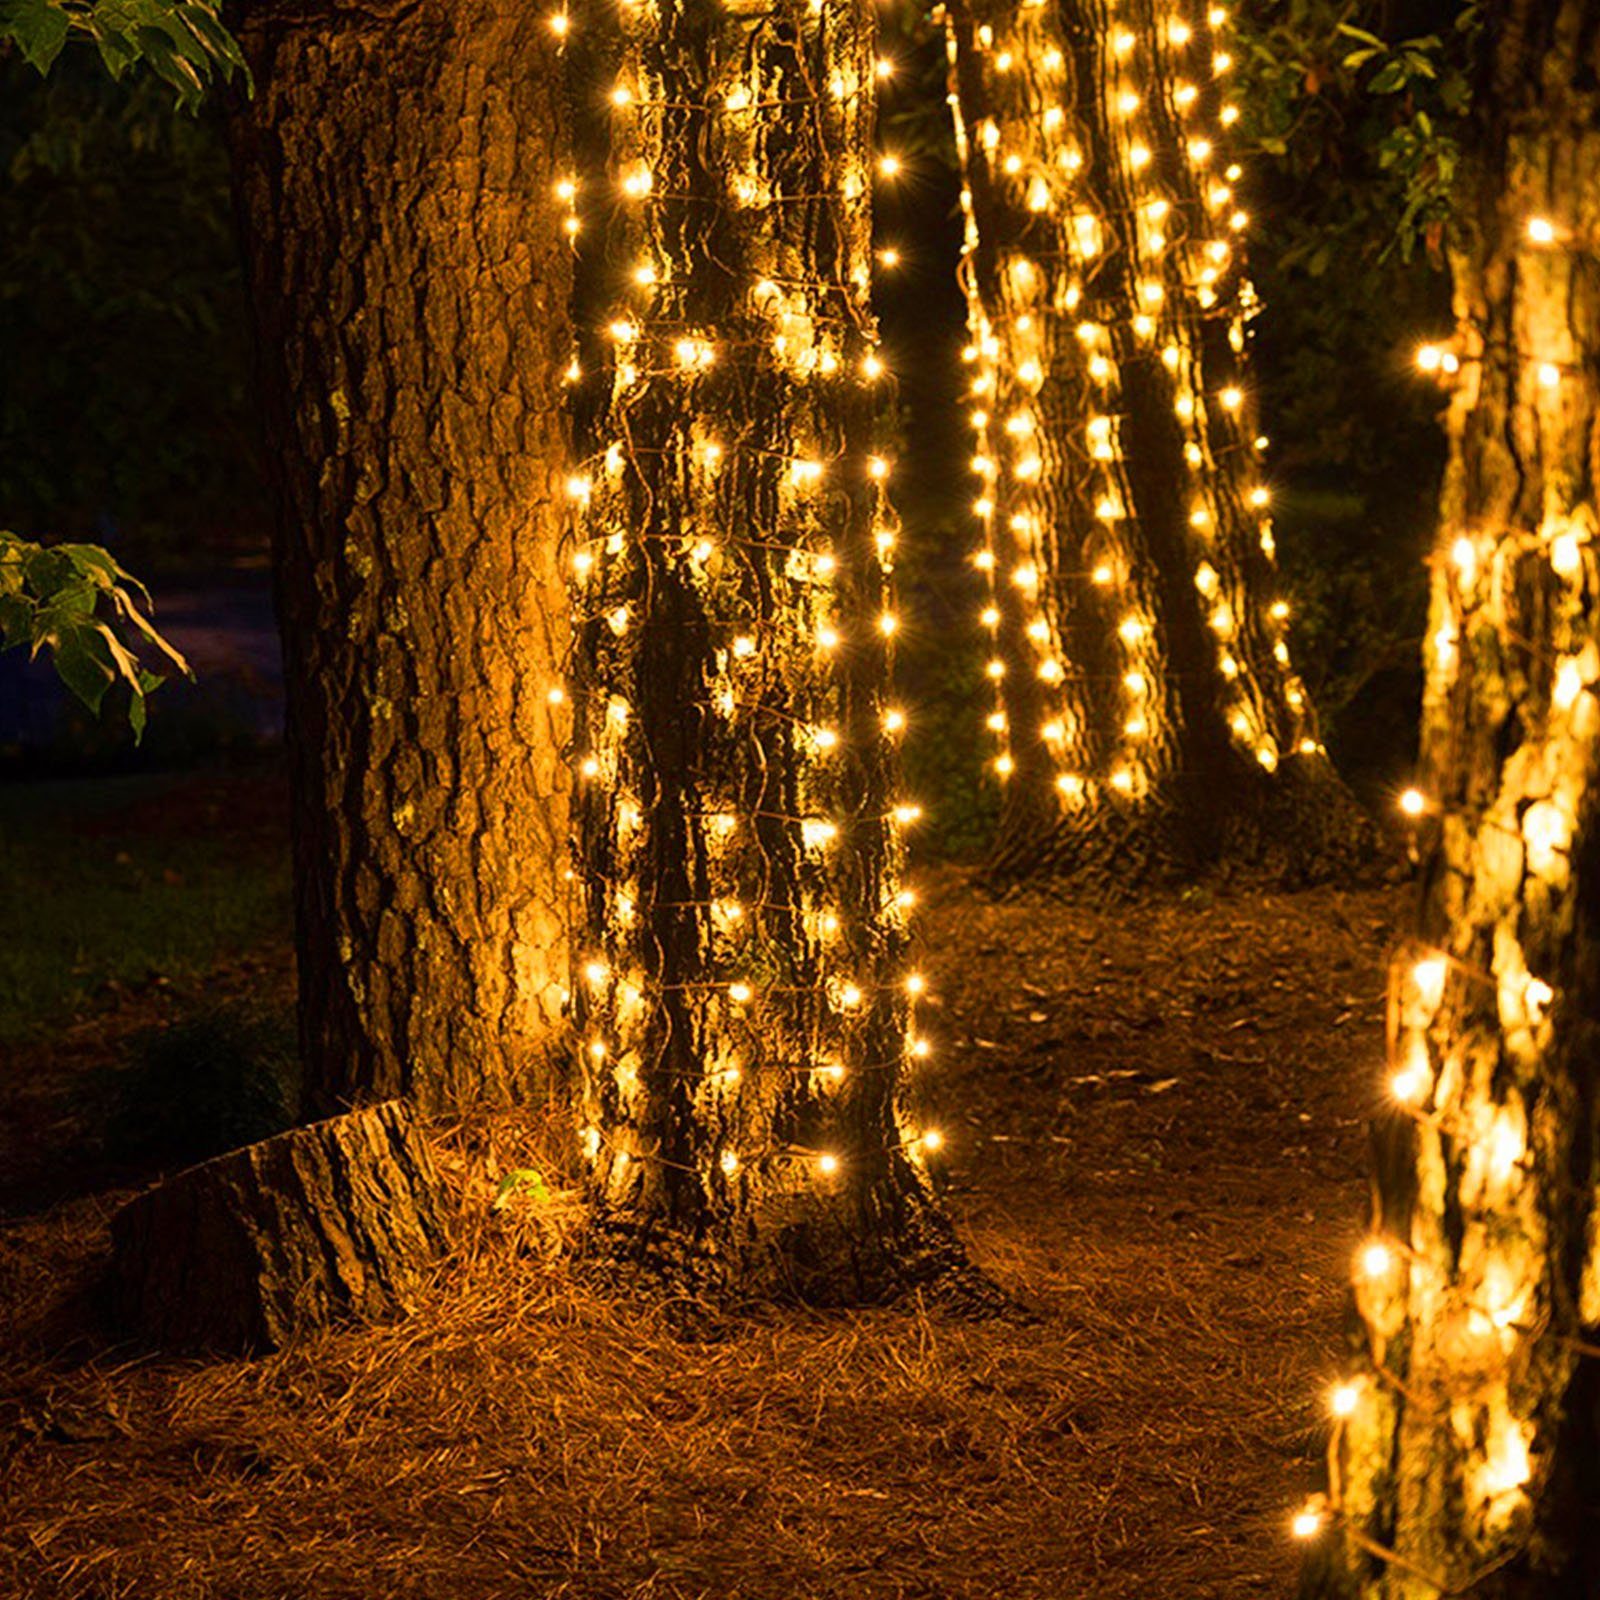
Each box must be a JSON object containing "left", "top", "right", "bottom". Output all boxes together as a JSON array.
[{"left": 0, "top": 769, "right": 290, "bottom": 1041}]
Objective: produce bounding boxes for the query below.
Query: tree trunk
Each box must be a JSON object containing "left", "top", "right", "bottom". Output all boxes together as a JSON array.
[
  {"left": 1301, "top": 2, "right": 1600, "bottom": 1592},
  {"left": 943, "top": 0, "right": 1377, "bottom": 889},
  {"left": 110, "top": 1102, "right": 449, "bottom": 1353},
  {"left": 562, "top": 0, "right": 980, "bottom": 1303},
  {"left": 228, "top": 0, "right": 573, "bottom": 1115}
]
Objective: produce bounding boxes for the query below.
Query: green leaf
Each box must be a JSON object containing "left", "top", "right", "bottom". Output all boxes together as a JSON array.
[
  {"left": 49, "top": 625, "right": 114, "bottom": 715},
  {"left": 1, "top": 531, "right": 190, "bottom": 738},
  {"left": 1369, "top": 58, "right": 1408, "bottom": 94},
  {"left": 492, "top": 1168, "right": 552, "bottom": 1210},
  {"left": 0, "top": 0, "right": 71, "bottom": 73}
]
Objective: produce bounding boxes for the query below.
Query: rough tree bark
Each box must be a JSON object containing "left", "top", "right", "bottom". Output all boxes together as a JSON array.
[
  {"left": 109, "top": 0, "right": 577, "bottom": 1349},
  {"left": 944, "top": 0, "right": 1376, "bottom": 888},
  {"left": 563, "top": 0, "right": 978, "bottom": 1302},
  {"left": 229, "top": 0, "right": 573, "bottom": 1115},
  {"left": 1301, "top": 1, "right": 1600, "bottom": 1592}
]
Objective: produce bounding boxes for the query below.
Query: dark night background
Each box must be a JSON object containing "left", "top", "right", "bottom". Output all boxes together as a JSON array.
[
  {"left": 0, "top": 6, "right": 1450, "bottom": 802},
  {"left": 0, "top": 6, "right": 1500, "bottom": 1594}
]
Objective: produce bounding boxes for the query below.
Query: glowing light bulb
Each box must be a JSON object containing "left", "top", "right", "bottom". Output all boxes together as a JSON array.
[
  {"left": 1398, "top": 787, "right": 1428, "bottom": 818},
  {"left": 1411, "top": 955, "right": 1448, "bottom": 1010},
  {"left": 1527, "top": 216, "right": 1557, "bottom": 245},
  {"left": 878, "top": 155, "right": 902, "bottom": 178},
  {"left": 818, "top": 1153, "right": 840, "bottom": 1176},
  {"left": 728, "top": 982, "right": 753, "bottom": 1004},
  {"left": 1359, "top": 1240, "right": 1394, "bottom": 1279},
  {"left": 1389, "top": 1033, "right": 1430, "bottom": 1105},
  {"left": 1553, "top": 658, "right": 1585, "bottom": 710},
  {"left": 1481, "top": 1422, "right": 1531, "bottom": 1497},
  {"left": 1330, "top": 1383, "right": 1360, "bottom": 1419},
  {"left": 921, "top": 1129, "right": 944, "bottom": 1151},
  {"left": 1292, "top": 1504, "right": 1324, "bottom": 1541},
  {"left": 1525, "top": 977, "right": 1554, "bottom": 1021}
]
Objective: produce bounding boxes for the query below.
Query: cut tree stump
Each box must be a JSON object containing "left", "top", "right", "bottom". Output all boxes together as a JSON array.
[{"left": 109, "top": 1101, "right": 450, "bottom": 1354}]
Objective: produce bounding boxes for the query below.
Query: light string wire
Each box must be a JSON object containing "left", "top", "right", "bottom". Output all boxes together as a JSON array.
[
  {"left": 942, "top": 0, "right": 1321, "bottom": 816},
  {"left": 552, "top": 0, "right": 945, "bottom": 1205},
  {"left": 1290, "top": 210, "right": 1600, "bottom": 1583}
]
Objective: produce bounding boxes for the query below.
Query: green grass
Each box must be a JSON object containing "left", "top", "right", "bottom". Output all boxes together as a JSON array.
[{"left": 0, "top": 771, "right": 290, "bottom": 1041}]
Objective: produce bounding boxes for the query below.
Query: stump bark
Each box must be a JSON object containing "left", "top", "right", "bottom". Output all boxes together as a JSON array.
[{"left": 109, "top": 1102, "right": 449, "bottom": 1354}]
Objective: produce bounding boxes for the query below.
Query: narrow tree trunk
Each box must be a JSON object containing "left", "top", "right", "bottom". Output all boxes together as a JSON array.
[
  {"left": 944, "top": 0, "right": 1376, "bottom": 889},
  {"left": 228, "top": 0, "right": 573, "bottom": 1115},
  {"left": 110, "top": 1102, "right": 448, "bottom": 1353},
  {"left": 1302, "top": 2, "right": 1600, "bottom": 1592},
  {"left": 562, "top": 0, "right": 978, "bottom": 1303}
]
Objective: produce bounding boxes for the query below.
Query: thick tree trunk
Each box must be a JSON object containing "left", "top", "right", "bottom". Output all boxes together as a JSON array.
[
  {"left": 1302, "top": 2, "right": 1600, "bottom": 1592},
  {"left": 228, "top": 0, "right": 573, "bottom": 1115},
  {"left": 110, "top": 1102, "right": 449, "bottom": 1353},
  {"left": 562, "top": 0, "right": 979, "bottom": 1303},
  {"left": 944, "top": 0, "right": 1376, "bottom": 889}
]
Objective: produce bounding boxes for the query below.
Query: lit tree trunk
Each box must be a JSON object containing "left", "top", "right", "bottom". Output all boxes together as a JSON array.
[
  {"left": 943, "top": 0, "right": 1376, "bottom": 887},
  {"left": 563, "top": 0, "right": 975, "bottom": 1301},
  {"left": 228, "top": 0, "right": 573, "bottom": 1115},
  {"left": 108, "top": 0, "right": 577, "bottom": 1350},
  {"left": 1300, "top": 1, "right": 1600, "bottom": 1591}
]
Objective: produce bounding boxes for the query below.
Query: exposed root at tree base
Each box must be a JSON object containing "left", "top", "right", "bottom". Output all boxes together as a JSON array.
[
  {"left": 569, "top": 1200, "right": 1016, "bottom": 1323},
  {"left": 983, "top": 764, "right": 1400, "bottom": 901}
]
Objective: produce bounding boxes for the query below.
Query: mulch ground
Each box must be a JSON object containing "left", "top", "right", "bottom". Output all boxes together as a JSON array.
[{"left": 0, "top": 777, "right": 1400, "bottom": 1599}]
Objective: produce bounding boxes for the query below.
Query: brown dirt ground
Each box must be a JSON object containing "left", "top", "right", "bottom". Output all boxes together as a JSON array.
[{"left": 0, "top": 775, "right": 1400, "bottom": 1599}]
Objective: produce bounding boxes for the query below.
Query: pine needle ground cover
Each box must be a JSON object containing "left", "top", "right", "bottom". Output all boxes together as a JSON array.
[{"left": 0, "top": 773, "right": 1388, "bottom": 1599}]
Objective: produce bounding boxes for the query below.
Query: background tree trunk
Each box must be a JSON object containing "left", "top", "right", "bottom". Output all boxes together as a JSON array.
[
  {"left": 229, "top": 0, "right": 573, "bottom": 1116},
  {"left": 563, "top": 0, "right": 976, "bottom": 1302},
  {"left": 1303, "top": 1, "right": 1600, "bottom": 1592},
  {"left": 944, "top": 0, "right": 1375, "bottom": 889}
]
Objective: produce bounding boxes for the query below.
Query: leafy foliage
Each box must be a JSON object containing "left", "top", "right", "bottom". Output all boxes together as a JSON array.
[
  {"left": 0, "top": 0, "right": 248, "bottom": 109},
  {"left": 0, "top": 529, "right": 189, "bottom": 737},
  {"left": 1222, "top": 0, "right": 1477, "bottom": 784},
  {"left": 3, "top": 7, "right": 261, "bottom": 737}
]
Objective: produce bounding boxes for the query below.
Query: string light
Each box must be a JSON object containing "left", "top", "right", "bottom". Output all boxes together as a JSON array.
[
  {"left": 1297, "top": 187, "right": 1600, "bottom": 1581},
  {"left": 563, "top": 0, "right": 944, "bottom": 1246},
  {"left": 945, "top": 0, "right": 1322, "bottom": 845}
]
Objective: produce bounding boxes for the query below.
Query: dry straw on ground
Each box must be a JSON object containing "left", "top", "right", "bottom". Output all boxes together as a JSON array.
[{"left": 1, "top": 874, "right": 1392, "bottom": 1599}]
